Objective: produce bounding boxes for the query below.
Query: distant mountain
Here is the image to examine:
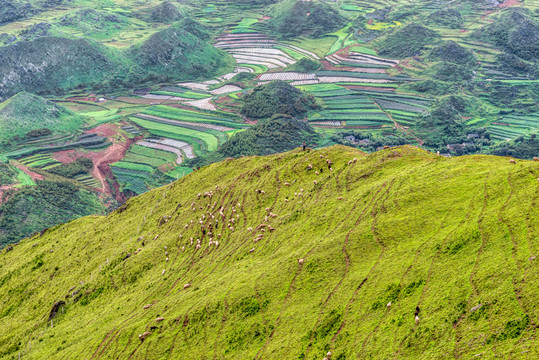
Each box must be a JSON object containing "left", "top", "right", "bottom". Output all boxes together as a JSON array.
[{"left": 0, "top": 19, "right": 232, "bottom": 101}]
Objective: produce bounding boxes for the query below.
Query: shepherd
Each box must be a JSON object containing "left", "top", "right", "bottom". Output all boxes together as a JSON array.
[{"left": 302, "top": 141, "right": 306, "bottom": 151}]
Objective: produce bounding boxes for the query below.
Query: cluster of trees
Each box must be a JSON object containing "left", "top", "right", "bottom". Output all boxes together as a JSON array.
[
  {"left": 0, "top": 161, "right": 16, "bottom": 185},
  {"left": 330, "top": 130, "right": 409, "bottom": 152},
  {"left": 489, "top": 134, "right": 538, "bottom": 159},
  {"left": 187, "top": 115, "right": 319, "bottom": 168},
  {"left": 266, "top": 0, "right": 347, "bottom": 39},
  {"left": 240, "top": 80, "right": 319, "bottom": 119},
  {"left": 0, "top": 179, "right": 100, "bottom": 246}
]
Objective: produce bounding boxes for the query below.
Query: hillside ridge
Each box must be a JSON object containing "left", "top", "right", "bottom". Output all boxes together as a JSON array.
[{"left": 1, "top": 145, "right": 538, "bottom": 359}]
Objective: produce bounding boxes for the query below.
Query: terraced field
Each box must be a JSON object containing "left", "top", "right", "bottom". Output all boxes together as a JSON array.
[
  {"left": 489, "top": 115, "right": 539, "bottom": 141},
  {"left": 215, "top": 32, "right": 319, "bottom": 70}
]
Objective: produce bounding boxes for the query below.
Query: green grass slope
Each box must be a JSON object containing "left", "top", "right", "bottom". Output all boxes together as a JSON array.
[
  {"left": 0, "top": 92, "right": 86, "bottom": 144},
  {"left": 1, "top": 146, "right": 538, "bottom": 359}
]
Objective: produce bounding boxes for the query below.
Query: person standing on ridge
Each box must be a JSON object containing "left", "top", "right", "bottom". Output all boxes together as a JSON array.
[{"left": 302, "top": 141, "right": 306, "bottom": 151}]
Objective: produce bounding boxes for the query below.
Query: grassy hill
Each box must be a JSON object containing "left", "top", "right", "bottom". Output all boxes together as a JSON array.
[
  {"left": 1, "top": 146, "right": 538, "bottom": 359},
  {"left": 0, "top": 92, "right": 86, "bottom": 145},
  {"left": 0, "top": 18, "right": 232, "bottom": 101}
]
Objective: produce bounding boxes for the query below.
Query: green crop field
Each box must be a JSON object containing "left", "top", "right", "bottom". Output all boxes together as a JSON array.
[{"left": 130, "top": 117, "right": 219, "bottom": 153}]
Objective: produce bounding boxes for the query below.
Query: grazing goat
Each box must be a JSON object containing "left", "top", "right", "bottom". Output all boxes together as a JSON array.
[
  {"left": 162, "top": 269, "right": 166, "bottom": 276},
  {"left": 139, "top": 331, "right": 151, "bottom": 340},
  {"left": 184, "top": 283, "right": 192, "bottom": 289},
  {"left": 415, "top": 315, "right": 420, "bottom": 325},
  {"left": 387, "top": 302, "right": 391, "bottom": 310},
  {"left": 533, "top": 157, "right": 539, "bottom": 162},
  {"left": 298, "top": 259, "right": 304, "bottom": 265},
  {"left": 249, "top": 248, "right": 255, "bottom": 253},
  {"left": 510, "top": 159, "right": 516, "bottom": 164},
  {"left": 327, "top": 352, "right": 332, "bottom": 358},
  {"left": 155, "top": 317, "right": 165, "bottom": 322},
  {"left": 143, "top": 304, "right": 152, "bottom": 310}
]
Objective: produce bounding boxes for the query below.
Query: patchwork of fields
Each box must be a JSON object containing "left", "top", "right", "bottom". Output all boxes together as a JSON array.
[{"left": 0, "top": 0, "right": 536, "bottom": 223}]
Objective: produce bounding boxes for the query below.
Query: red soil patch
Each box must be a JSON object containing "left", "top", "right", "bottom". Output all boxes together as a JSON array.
[
  {"left": 12, "top": 162, "right": 44, "bottom": 181},
  {"left": 0, "top": 185, "right": 15, "bottom": 205},
  {"left": 494, "top": 122, "right": 510, "bottom": 126},
  {"left": 500, "top": 0, "right": 519, "bottom": 8},
  {"left": 260, "top": 16, "right": 271, "bottom": 21},
  {"left": 213, "top": 96, "right": 232, "bottom": 104},
  {"left": 52, "top": 123, "right": 140, "bottom": 202},
  {"left": 460, "top": 29, "right": 468, "bottom": 33}
]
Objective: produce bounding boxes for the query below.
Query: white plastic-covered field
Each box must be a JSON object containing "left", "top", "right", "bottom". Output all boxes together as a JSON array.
[
  {"left": 349, "top": 53, "right": 399, "bottom": 65},
  {"left": 232, "top": 55, "right": 285, "bottom": 68},
  {"left": 148, "top": 138, "right": 195, "bottom": 159},
  {"left": 290, "top": 80, "right": 320, "bottom": 86},
  {"left": 184, "top": 98, "right": 216, "bottom": 111},
  {"left": 136, "top": 140, "right": 184, "bottom": 164},
  {"left": 210, "top": 85, "right": 243, "bottom": 95},
  {"left": 136, "top": 114, "right": 235, "bottom": 132},
  {"left": 326, "top": 52, "right": 400, "bottom": 67},
  {"left": 259, "top": 72, "right": 316, "bottom": 81},
  {"left": 214, "top": 33, "right": 318, "bottom": 70},
  {"left": 310, "top": 121, "right": 342, "bottom": 126}
]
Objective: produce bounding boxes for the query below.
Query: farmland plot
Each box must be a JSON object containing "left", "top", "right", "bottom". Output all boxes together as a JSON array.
[
  {"left": 148, "top": 139, "right": 196, "bottom": 159},
  {"left": 184, "top": 98, "right": 217, "bottom": 111},
  {"left": 215, "top": 33, "right": 318, "bottom": 70},
  {"left": 134, "top": 114, "right": 236, "bottom": 132},
  {"left": 136, "top": 140, "right": 183, "bottom": 165},
  {"left": 129, "top": 117, "right": 219, "bottom": 153},
  {"left": 210, "top": 85, "right": 243, "bottom": 95}
]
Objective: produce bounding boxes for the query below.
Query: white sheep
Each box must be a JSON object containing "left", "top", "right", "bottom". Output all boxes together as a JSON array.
[
  {"left": 184, "top": 283, "right": 192, "bottom": 289},
  {"left": 162, "top": 269, "right": 166, "bottom": 276},
  {"left": 415, "top": 315, "right": 420, "bottom": 325},
  {"left": 298, "top": 259, "right": 304, "bottom": 265},
  {"left": 387, "top": 302, "right": 391, "bottom": 310}
]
